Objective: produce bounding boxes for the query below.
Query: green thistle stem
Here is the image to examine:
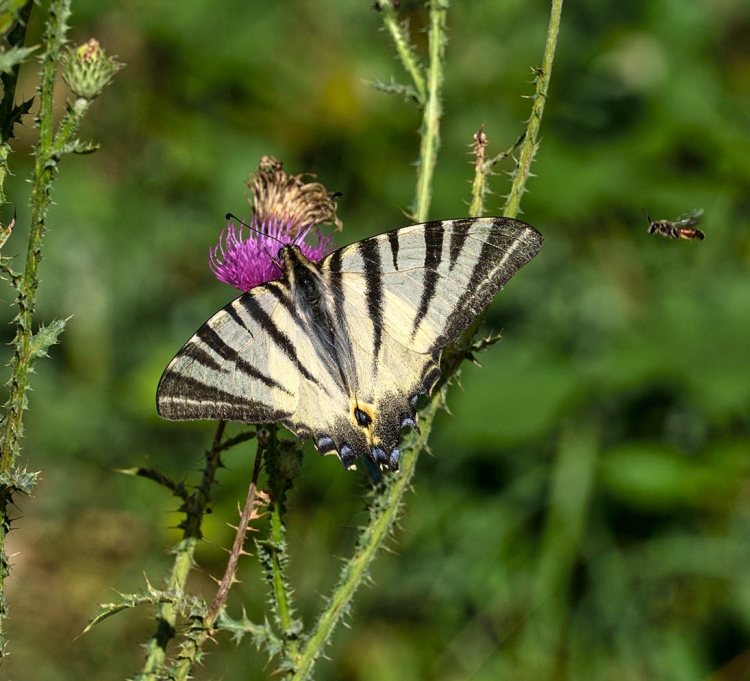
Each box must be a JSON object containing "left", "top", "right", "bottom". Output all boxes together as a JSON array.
[
  {"left": 289, "top": 2, "right": 564, "bottom": 676},
  {"left": 503, "top": 0, "right": 563, "bottom": 219},
  {"left": 412, "top": 0, "right": 448, "bottom": 223},
  {"left": 0, "top": 1, "right": 74, "bottom": 473},
  {"left": 138, "top": 420, "right": 227, "bottom": 680},
  {"left": 0, "top": 0, "right": 33, "bottom": 205},
  {"left": 0, "top": 0, "right": 79, "bottom": 654},
  {"left": 292, "top": 395, "right": 441, "bottom": 681},
  {"left": 268, "top": 498, "right": 300, "bottom": 668},
  {"left": 379, "top": 0, "right": 426, "bottom": 104}
]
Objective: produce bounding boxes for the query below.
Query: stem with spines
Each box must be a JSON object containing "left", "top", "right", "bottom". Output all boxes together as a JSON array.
[
  {"left": 288, "top": 2, "right": 564, "bottom": 677},
  {"left": 412, "top": 0, "right": 448, "bottom": 223}
]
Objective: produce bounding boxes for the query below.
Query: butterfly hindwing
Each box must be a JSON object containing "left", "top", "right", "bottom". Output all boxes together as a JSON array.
[{"left": 157, "top": 216, "right": 543, "bottom": 471}]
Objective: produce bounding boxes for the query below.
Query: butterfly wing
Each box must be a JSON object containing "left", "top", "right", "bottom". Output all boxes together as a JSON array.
[
  {"left": 156, "top": 280, "right": 350, "bottom": 441},
  {"left": 313, "top": 217, "right": 543, "bottom": 469},
  {"left": 158, "top": 217, "right": 543, "bottom": 472}
]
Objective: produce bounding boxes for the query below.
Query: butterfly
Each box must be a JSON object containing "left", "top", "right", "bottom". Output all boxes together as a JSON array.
[
  {"left": 157, "top": 217, "right": 543, "bottom": 471},
  {"left": 643, "top": 208, "right": 705, "bottom": 241}
]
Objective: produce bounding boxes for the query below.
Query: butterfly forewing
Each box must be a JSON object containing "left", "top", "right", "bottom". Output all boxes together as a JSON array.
[
  {"left": 157, "top": 216, "right": 543, "bottom": 471},
  {"left": 329, "top": 217, "right": 543, "bottom": 353}
]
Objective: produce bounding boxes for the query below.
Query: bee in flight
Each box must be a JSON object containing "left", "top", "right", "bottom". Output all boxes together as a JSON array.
[{"left": 643, "top": 208, "right": 705, "bottom": 241}]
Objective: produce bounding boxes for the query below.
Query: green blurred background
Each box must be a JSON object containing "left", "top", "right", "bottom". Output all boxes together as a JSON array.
[{"left": 2, "top": 0, "right": 750, "bottom": 679}]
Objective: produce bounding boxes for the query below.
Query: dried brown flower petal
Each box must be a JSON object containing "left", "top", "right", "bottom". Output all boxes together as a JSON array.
[{"left": 247, "top": 156, "right": 343, "bottom": 235}]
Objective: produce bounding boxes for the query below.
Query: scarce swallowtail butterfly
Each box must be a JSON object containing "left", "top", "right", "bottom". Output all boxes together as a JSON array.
[{"left": 157, "top": 217, "right": 543, "bottom": 471}]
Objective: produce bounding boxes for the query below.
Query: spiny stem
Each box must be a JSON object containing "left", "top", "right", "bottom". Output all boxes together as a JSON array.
[
  {"left": 207, "top": 440, "right": 264, "bottom": 625},
  {"left": 138, "top": 420, "right": 226, "bottom": 680},
  {"left": 469, "top": 128, "right": 525, "bottom": 218},
  {"left": 0, "top": 1, "right": 34, "bottom": 206},
  {"left": 0, "top": 0, "right": 73, "bottom": 472},
  {"left": 255, "top": 428, "right": 304, "bottom": 672},
  {"left": 503, "top": 0, "right": 563, "bottom": 219},
  {"left": 292, "top": 395, "right": 441, "bottom": 681},
  {"left": 169, "top": 430, "right": 265, "bottom": 681},
  {"left": 0, "top": 0, "right": 75, "bottom": 654},
  {"left": 267, "top": 490, "right": 300, "bottom": 667},
  {"left": 412, "top": 0, "right": 448, "bottom": 222},
  {"left": 377, "top": 0, "right": 426, "bottom": 105}
]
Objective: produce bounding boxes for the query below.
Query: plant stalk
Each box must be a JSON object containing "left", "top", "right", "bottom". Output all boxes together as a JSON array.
[
  {"left": 138, "top": 420, "right": 226, "bottom": 680},
  {"left": 503, "top": 0, "right": 563, "bottom": 219},
  {"left": 412, "top": 0, "right": 448, "bottom": 222},
  {"left": 292, "top": 395, "right": 441, "bottom": 681}
]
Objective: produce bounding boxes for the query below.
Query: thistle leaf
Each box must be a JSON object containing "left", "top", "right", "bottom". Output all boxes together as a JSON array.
[
  {"left": 28, "top": 317, "right": 69, "bottom": 359},
  {"left": 0, "top": 45, "right": 36, "bottom": 74},
  {"left": 0, "top": 208, "right": 16, "bottom": 250},
  {"left": 63, "top": 139, "right": 101, "bottom": 155},
  {"left": 0, "top": 467, "right": 39, "bottom": 496},
  {"left": 84, "top": 587, "right": 207, "bottom": 633},
  {"left": 365, "top": 78, "right": 421, "bottom": 105}
]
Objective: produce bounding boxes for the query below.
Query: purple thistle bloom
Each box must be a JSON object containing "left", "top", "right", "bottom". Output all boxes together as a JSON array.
[{"left": 210, "top": 215, "right": 334, "bottom": 292}]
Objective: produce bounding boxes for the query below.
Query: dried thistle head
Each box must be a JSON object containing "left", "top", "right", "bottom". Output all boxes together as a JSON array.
[{"left": 247, "top": 156, "right": 343, "bottom": 235}]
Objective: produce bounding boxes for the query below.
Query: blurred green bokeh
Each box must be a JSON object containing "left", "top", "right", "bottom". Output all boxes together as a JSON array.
[{"left": 2, "top": 0, "right": 749, "bottom": 679}]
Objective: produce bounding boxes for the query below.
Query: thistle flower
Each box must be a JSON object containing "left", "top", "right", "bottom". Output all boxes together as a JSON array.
[
  {"left": 210, "top": 215, "right": 333, "bottom": 292},
  {"left": 61, "top": 38, "right": 123, "bottom": 101},
  {"left": 210, "top": 157, "right": 340, "bottom": 291}
]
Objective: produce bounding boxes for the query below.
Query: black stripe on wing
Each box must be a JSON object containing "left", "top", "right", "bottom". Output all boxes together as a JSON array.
[
  {"left": 264, "top": 281, "right": 298, "bottom": 319},
  {"left": 358, "top": 237, "right": 384, "bottom": 361},
  {"left": 320, "top": 248, "right": 359, "bottom": 392},
  {"left": 410, "top": 221, "right": 445, "bottom": 339},
  {"left": 180, "top": 341, "right": 223, "bottom": 372},
  {"left": 448, "top": 219, "right": 472, "bottom": 270},
  {"left": 157, "top": 373, "right": 289, "bottom": 422},
  {"left": 238, "top": 293, "right": 324, "bottom": 389},
  {"left": 428, "top": 220, "right": 543, "bottom": 353},
  {"left": 387, "top": 229, "right": 399, "bottom": 269},
  {"left": 196, "top": 323, "right": 291, "bottom": 394}
]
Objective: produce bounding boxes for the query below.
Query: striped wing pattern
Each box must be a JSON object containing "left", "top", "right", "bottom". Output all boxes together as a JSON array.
[{"left": 157, "top": 217, "right": 543, "bottom": 471}]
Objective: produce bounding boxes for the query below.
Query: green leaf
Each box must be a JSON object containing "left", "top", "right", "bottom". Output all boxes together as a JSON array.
[
  {"left": 69, "top": 139, "right": 100, "bottom": 154},
  {"left": 1, "top": 94, "right": 33, "bottom": 140},
  {"left": 0, "top": 467, "right": 39, "bottom": 495},
  {"left": 28, "top": 317, "right": 69, "bottom": 359},
  {"left": 84, "top": 587, "right": 207, "bottom": 633},
  {"left": 0, "top": 0, "right": 30, "bottom": 37},
  {"left": 0, "top": 44, "right": 36, "bottom": 74}
]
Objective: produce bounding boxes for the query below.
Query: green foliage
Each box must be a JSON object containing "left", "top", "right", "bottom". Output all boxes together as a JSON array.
[
  {"left": 0, "top": 0, "right": 119, "bottom": 660},
  {"left": 85, "top": 582, "right": 206, "bottom": 633},
  {"left": 0, "top": 44, "right": 34, "bottom": 75}
]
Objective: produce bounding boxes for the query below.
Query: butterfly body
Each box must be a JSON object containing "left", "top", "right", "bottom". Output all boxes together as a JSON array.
[{"left": 158, "top": 217, "right": 543, "bottom": 471}]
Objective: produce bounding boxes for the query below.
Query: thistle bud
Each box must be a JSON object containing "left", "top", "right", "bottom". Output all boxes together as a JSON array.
[{"left": 61, "top": 39, "right": 123, "bottom": 101}]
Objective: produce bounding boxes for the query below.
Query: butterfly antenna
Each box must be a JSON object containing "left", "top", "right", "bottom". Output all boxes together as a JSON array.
[
  {"left": 225, "top": 212, "right": 287, "bottom": 249},
  {"left": 292, "top": 191, "right": 343, "bottom": 247}
]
